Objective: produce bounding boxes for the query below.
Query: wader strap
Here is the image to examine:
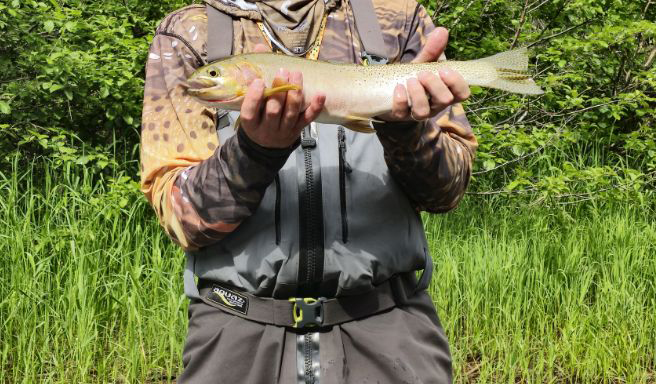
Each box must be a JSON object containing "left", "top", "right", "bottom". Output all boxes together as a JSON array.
[
  {"left": 349, "top": 0, "right": 389, "bottom": 64},
  {"left": 183, "top": 252, "right": 201, "bottom": 299},
  {"left": 197, "top": 275, "right": 410, "bottom": 329},
  {"left": 206, "top": 4, "right": 233, "bottom": 62},
  {"left": 415, "top": 249, "right": 434, "bottom": 293}
]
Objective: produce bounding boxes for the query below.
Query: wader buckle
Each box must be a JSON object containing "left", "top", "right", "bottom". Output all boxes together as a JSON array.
[
  {"left": 289, "top": 297, "right": 326, "bottom": 328},
  {"left": 361, "top": 52, "right": 388, "bottom": 66}
]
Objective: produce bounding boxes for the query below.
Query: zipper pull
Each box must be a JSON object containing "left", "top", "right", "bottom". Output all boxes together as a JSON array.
[
  {"left": 337, "top": 127, "right": 352, "bottom": 174},
  {"left": 301, "top": 123, "right": 318, "bottom": 148}
]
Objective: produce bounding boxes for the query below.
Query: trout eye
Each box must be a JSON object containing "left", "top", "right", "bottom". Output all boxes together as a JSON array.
[{"left": 209, "top": 69, "right": 219, "bottom": 77}]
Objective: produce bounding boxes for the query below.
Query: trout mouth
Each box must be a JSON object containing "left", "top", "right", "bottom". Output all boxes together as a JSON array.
[{"left": 186, "top": 76, "right": 242, "bottom": 103}]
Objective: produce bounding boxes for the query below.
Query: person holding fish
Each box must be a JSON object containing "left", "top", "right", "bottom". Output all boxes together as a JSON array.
[{"left": 138, "top": 0, "right": 527, "bottom": 382}]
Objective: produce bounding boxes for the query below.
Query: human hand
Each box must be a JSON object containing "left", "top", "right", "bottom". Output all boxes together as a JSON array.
[
  {"left": 379, "top": 27, "right": 470, "bottom": 122},
  {"left": 239, "top": 46, "right": 326, "bottom": 149}
]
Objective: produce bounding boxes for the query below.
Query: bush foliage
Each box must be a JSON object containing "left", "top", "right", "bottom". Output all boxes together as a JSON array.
[
  {"left": 1, "top": 0, "right": 654, "bottom": 201},
  {"left": 1, "top": 1, "right": 655, "bottom": 382}
]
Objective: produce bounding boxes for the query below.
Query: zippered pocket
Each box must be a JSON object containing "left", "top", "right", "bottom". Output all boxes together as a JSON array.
[{"left": 337, "top": 127, "right": 352, "bottom": 243}]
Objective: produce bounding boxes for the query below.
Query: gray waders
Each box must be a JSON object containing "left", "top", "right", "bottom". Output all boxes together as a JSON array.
[{"left": 178, "top": 1, "right": 445, "bottom": 383}]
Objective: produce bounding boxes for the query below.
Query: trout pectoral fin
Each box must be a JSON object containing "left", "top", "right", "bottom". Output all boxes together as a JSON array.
[{"left": 263, "top": 84, "right": 302, "bottom": 97}]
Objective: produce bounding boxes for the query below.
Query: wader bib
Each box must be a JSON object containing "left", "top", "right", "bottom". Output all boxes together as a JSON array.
[{"left": 178, "top": 1, "right": 449, "bottom": 383}]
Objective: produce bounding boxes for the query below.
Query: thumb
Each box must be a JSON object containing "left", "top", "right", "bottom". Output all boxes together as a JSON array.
[{"left": 412, "top": 27, "right": 449, "bottom": 63}]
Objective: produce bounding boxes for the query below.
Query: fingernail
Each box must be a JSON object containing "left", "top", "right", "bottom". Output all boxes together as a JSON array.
[
  {"left": 395, "top": 84, "right": 405, "bottom": 99},
  {"left": 439, "top": 69, "right": 452, "bottom": 77}
]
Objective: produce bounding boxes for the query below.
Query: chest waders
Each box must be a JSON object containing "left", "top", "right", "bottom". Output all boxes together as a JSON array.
[{"left": 189, "top": 2, "right": 435, "bottom": 383}]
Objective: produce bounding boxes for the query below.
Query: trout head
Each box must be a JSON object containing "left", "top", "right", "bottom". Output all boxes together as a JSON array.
[{"left": 186, "top": 60, "right": 263, "bottom": 109}]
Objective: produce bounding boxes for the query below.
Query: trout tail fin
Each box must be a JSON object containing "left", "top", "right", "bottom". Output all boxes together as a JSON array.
[{"left": 477, "top": 48, "right": 545, "bottom": 95}]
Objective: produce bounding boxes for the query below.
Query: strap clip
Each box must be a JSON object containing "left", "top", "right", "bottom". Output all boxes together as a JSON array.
[
  {"left": 361, "top": 52, "right": 388, "bottom": 66},
  {"left": 289, "top": 297, "right": 326, "bottom": 328}
]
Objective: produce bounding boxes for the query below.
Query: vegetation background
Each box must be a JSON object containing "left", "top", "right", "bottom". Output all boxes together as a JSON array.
[{"left": 1, "top": 0, "right": 654, "bottom": 382}]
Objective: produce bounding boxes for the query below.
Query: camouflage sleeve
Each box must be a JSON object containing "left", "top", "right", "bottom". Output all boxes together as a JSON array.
[
  {"left": 374, "top": 3, "right": 478, "bottom": 213},
  {"left": 140, "top": 10, "right": 293, "bottom": 250}
]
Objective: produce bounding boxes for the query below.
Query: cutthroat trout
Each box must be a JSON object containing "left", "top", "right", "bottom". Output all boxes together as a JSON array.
[{"left": 187, "top": 48, "right": 543, "bottom": 133}]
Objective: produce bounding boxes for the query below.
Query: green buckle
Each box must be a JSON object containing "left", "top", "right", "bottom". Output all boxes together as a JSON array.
[{"left": 289, "top": 297, "right": 326, "bottom": 328}]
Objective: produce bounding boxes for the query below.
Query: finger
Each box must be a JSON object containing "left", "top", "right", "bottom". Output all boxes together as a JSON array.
[
  {"left": 389, "top": 84, "right": 410, "bottom": 120},
  {"left": 240, "top": 79, "right": 265, "bottom": 127},
  {"left": 412, "top": 27, "right": 449, "bottom": 64},
  {"left": 296, "top": 93, "right": 326, "bottom": 129},
  {"left": 417, "top": 71, "right": 452, "bottom": 114},
  {"left": 263, "top": 68, "right": 289, "bottom": 130},
  {"left": 280, "top": 71, "right": 304, "bottom": 129},
  {"left": 253, "top": 43, "right": 270, "bottom": 53},
  {"left": 406, "top": 77, "right": 431, "bottom": 120},
  {"left": 439, "top": 69, "right": 471, "bottom": 102}
]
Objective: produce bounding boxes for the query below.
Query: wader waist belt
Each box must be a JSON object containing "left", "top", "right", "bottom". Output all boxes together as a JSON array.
[{"left": 197, "top": 274, "right": 415, "bottom": 330}]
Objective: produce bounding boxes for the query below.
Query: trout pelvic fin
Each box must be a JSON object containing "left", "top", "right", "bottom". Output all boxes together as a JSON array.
[
  {"left": 342, "top": 114, "right": 379, "bottom": 134},
  {"left": 477, "top": 48, "right": 545, "bottom": 95}
]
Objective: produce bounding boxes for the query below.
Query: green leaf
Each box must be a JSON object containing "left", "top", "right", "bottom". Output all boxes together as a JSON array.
[
  {"left": 48, "top": 0, "right": 62, "bottom": 11},
  {"left": 470, "top": 86, "right": 484, "bottom": 95},
  {"left": 97, "top": 160, "right": 109, "bottom": 169},
  {"left": 0, "top": 101, "right": 10, "bottom": 114},
  {"left": 76, "top": 156, "right": 90, "bottom": 165},
  {"left": 511, "top": 145, "right": 520, "bottom": 156},
  {"left": 505, "top": 180, "right": 521, "bottom": 191},
  {"left": 63, "top": 21, "right": 77, "bottom": 32},
  {"left": 44, "top": 20, "right": 55, "bottom": 33}
]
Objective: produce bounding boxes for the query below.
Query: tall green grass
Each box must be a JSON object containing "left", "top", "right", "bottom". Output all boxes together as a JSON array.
[
  {"left": 1, "top": 159, "right": 654, "bottom": 383},
  {"left": 427, "top": 200, "right": 656, "bottom": 382},
  {"left": 0, "top": 159, "right": 186, "bottom": 383}
]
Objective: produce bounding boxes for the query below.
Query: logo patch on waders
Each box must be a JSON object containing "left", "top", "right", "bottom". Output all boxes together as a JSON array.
[{"left": 206, "top": 285, "right": 249, "bottom": 315}]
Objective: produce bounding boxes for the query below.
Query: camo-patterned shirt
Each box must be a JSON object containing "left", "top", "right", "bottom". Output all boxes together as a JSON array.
[{"left": 140, "top": 0, "right": 477, "bottom": 250}]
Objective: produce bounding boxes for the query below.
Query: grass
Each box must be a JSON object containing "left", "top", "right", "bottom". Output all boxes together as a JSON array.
[
  {"left": 1, "top": 159, "right": 654, "bottom": 383},
  {"left": 426, "top": 200, "right": 656, "bottom": 382}
]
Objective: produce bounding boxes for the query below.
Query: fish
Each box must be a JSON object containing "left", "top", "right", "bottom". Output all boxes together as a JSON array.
[{"left": 186, "top": 47, "right": 544, "bottom": 133}]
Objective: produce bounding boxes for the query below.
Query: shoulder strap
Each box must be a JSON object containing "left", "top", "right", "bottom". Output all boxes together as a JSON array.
[
  {"left": 349, "top": 0, "right": 389, "bottom": 64},
  {"left": 206, "top": 4, "right": 234, "bottom": 62}
]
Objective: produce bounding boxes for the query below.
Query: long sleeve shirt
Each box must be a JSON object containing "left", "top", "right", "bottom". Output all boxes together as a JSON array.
[{"left": 140, "top": 0, "right": 477, "bottom": 251}]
